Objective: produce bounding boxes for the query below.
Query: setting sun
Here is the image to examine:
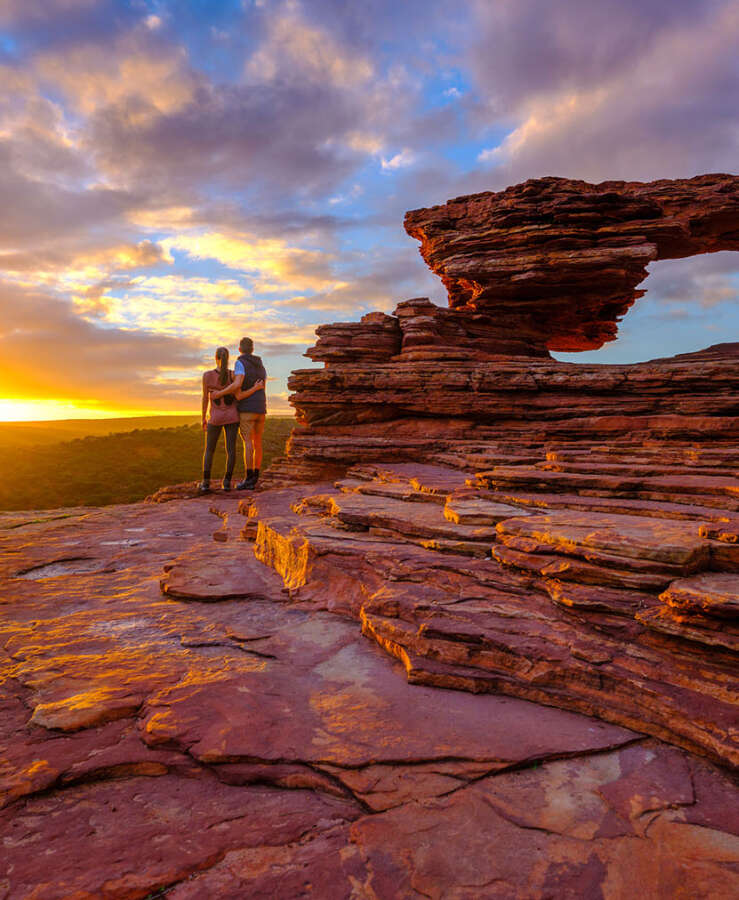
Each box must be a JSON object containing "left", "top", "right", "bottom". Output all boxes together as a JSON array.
[{"left": 0, "top": 399, "right": 161, "bottom": 422}]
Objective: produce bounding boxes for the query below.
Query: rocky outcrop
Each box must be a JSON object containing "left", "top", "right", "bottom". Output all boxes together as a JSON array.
[
  {"left": 284, "top": 314, "right": 738, "bottom": 445},
  {"left": 272, "top": 293, "right": 739, "bottom": 488},
  {"left": 405, "top": 173, "right": 739, "bottom": 353},
  {"left": 3, "top": 174, "right": 738, "bottom": 898},
  {"left": 2, "top": 495, "right": 738, "bottom": 898},
  {"left": 246, "top": 457, "right": 739, "bottom": 768},
  {"left": 264, "top": 300, "right": 738, "bottom": 771},
  {"left": 260, "top": 173, "right": 739, "bottom": 771}
]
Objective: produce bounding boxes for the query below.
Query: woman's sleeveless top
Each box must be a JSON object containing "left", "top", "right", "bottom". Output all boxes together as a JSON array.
[{"left": 204, "top": 369, "right": 239, "bottom": 426}]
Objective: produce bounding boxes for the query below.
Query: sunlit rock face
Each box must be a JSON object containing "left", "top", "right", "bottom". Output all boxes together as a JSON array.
[
  {"left": 288, "top": 301, "right": 739, "bottom": 437},
  {"left": 3, "top": 175, "right": 739, "bottom": 898},
  {"left": 262, "top": 172, "right": 739, "bottom": 768},
  {"left": 2, "top": 492, "right": 738, "bottom": 898},
  {"left": 405, "top": 173, "right": 739, "bottom": 352}
]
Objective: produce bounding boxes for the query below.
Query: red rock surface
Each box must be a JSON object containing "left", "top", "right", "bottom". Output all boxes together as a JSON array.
[
  {"left": 405, "top": 173, "right": 739, "bottom": 352},
  {"left": 256, "top": 175, "right": 739, "bottom": 794},
  {"left": 247, "top": 467, "right": 738, "bottom": 767},
  {"left": 285, "top": 327, "right": 739, "bottom": 439},
  {"left": 1, "top": 498, "right": 738, "bottom": 898},
  {"left": 3, "top": 175, "right": 739, "bottom": 897}
]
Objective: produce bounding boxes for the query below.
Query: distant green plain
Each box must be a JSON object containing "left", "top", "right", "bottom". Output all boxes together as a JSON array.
[{"left": 0, "top": 416, "right": 294, "bottom": 510}]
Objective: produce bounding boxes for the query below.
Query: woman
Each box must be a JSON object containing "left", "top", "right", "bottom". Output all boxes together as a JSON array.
[{"left": 199, "top": 348, "right": 264, "bottom": 493}]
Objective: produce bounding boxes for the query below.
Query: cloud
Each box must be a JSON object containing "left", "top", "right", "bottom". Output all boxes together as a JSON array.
[
  {"left": 0, "top": 240, "right": 171, "bottom": 275},
  {"left": 163, "top": 232, "right": 344, "bottom": 292},
  {"left": 328, "top": 183, "right": 364, "bottom": 206},
  {"left": 0, "top": 149, "right": 135, "bottom": 246},
  {"left": 0, "top": 279, "right": 201, "bottom": 409},
  {"left": 85, "top": 74, "right": 365, "bottom": 200},
  {"left": 0, "top": 63, "right": 90, "bottom": 184},
  {"left": 642, "top": 252, "right": 739, "bottom": 309},
  {"left": 273, "top": 248, "right": 443, "bottom": 312},
  {"left": 0, "top": 61, "right": 136, "bottom": 250},
  {"left": 245, "top": 3, "right": 374, "bottom": 88},
  {"left": 88, "top": 273, "right": 321, "bottom": 355},
  {"left": 467, "top": 0, "right": 699, "bottom": 116},
  {"left": 0, "top": 0, "right": 97, "bottom": 26},
  {"left": 381, "top": 149, "right": 417, "bottom": 171},
  {"left": 468, "top": 0, "right": 739, "bottom": 182},
  {"left": 344, "top": 132, "right": 385, "bottom": 155},
  {"left": 4, "top": 0, "right": 445, "bottom": 237},
  {"left": 35, "top": 37, "right": 197, "bottom": 121},
  {"left": 127, "top": 205, "right": 197, "bottom": 230},
  {"left": 46, "top": 2, "right": 433, "bottom": 209},
  {"left": 0, "top": 238, "right": 173, "bottom": 320}
]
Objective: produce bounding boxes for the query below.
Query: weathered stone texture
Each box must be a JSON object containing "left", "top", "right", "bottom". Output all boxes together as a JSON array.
[
  {"left": 405, "top": 173, "right": 739, "bottom": 352},
  {"left": 1, "top": 497, "right": 738, "bottom": 898},
  {"left": 2, "top": 174, "right": 738, "bottom": 898}
]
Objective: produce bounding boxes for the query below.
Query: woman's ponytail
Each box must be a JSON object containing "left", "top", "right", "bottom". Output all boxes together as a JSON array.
[{"left": 216, "top": 347, "right": 229, "bottom": 386}]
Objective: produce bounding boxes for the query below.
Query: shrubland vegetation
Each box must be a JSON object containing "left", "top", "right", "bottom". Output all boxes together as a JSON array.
[
  {"left": 0, "top": 415, "right": 200, "bottom": 449},
  {"left": 0, "top": 416, "right": 294, "bottom": 510}
]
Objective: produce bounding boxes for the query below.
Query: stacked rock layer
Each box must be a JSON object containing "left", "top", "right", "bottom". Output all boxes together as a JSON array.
[
  {"left": 405, "top": 173, "right": 739, "bottom": 352},
  {"left": 259, "top": 175, "right": 739, "bottom": 770}
]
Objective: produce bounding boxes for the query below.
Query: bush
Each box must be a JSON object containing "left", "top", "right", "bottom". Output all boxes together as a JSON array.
[{"left": 0, "top": 418, "right": 294, "bottom": 511}]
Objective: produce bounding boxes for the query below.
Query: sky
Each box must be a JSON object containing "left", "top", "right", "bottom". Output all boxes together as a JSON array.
[{"left": 0, "top": 0, "right": 737, "bottom": 420}]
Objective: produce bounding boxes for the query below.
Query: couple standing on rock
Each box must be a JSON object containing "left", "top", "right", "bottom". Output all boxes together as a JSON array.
[{"left": 199, "top": 336, "right": 267, "bottom": 494}]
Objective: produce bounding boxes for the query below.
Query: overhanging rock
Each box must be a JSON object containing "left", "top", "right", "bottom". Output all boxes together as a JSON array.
[{"left": 405, "top": 173, "right": 739, "bottom": 353}]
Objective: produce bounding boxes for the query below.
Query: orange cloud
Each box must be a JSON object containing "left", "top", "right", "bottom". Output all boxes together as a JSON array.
[
  {"left": 35, "top": 38, "right": 197, "bottom": 125},
  {"left": 163, "top": 232, "right": 347, "bottom": 293}
]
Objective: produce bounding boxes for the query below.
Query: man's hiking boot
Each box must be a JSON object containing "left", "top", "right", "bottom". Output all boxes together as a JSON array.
[
  {"left": 222, "top": 478, "right": 232, "bottom": 491},
  {"left": 236, "top": 469, "right": 254, "bottom": 490},
  {"left": 197, "top": 481, "right": 211, "bottom": 494}
]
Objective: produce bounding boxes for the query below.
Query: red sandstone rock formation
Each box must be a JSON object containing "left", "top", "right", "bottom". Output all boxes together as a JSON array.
[
  {"left": 405, "top": 173, "right": 739, "bottom": 352},
  {"left": 288, "top": 307, "right": 739, "bottom": 437},
  {"left": 258, "top": 173, "right": 739, "bottom": 773},
  {"left": 2, "top": 174, "right": 738, "bottom": 897}
]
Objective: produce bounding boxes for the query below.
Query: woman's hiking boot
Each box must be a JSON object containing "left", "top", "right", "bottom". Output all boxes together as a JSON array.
[
  {"left": 198, "top": 480, "right": 211, "bottom": 494},
  {"left": 222, "top": 478, "right": 232, "bottom": 491}
]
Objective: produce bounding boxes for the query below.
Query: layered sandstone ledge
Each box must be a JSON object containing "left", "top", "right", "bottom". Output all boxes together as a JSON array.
[
  {"left": 258, "top": 173, "right": 739, "bottom": 774},
  {"left": 301, "top": 300, "right": 737, "bottom": 423},
  {"left": 269, "top": 296, "right": 739, "bottom": 482},
  {"left": 405, "top": 173, "right": 739, "bottom": 353}
]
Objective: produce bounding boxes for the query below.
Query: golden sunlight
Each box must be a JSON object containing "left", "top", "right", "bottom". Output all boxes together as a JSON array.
[{"left": 0, "top": 399, "right": 160, "bottom": 421}]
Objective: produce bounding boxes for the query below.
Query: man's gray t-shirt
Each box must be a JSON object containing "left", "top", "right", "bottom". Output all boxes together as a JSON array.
[{"left": 235, "top": 354, "right": 267, "bottom": 414}]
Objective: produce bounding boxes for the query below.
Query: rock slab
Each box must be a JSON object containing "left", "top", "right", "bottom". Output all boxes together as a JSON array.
[{"left": 1, "top": 499, "right": 738, "bottom": 898}]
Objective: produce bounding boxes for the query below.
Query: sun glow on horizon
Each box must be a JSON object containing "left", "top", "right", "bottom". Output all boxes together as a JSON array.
[
  {"left": 0, "top": 393, "right": 294, "bottom": 422},
  {"left": 0, "top": 399, "right": 182, "bottom": 422}
]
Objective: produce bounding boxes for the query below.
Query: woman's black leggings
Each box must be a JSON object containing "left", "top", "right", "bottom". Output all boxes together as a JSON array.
[{"left": 202, "top": 422, "right": 238, "bottom": 481}]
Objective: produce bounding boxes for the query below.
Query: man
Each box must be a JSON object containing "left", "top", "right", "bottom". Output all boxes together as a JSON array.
[{"left": 212, "top": 337, "right": 267, "bottom": 490}]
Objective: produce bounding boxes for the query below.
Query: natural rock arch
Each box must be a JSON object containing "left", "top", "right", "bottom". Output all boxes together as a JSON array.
[
  {"left": 280, "top": 173, "right": 739, "bottom": 460},
  {"left": 404, "top": 173, "right": 739, "bottom": 354}
]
